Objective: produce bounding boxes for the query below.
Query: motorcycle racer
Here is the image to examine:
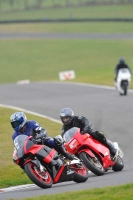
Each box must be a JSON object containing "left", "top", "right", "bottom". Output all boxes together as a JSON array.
[
  {"left": 115, "top": 58, "right": 132, "bottom": 81},
  {"left": 60, "top": 108, "right": 119, "bottom": 161},
  {"left": 10, "top": 111, "right": 74, "bottom": 160}
]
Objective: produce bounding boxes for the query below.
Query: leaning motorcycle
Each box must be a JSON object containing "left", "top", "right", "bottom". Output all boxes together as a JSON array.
[
  {"left": 13, "top": 135, "right": 89, "bottom": 189},
  {"left": 63, "top": 127, "right": 124, "bottom": 176},
  {"left": 115, "top": 68, "right": 131, "bottom": 96}
]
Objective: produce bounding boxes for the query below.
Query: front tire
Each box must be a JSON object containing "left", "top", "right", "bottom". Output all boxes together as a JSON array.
[
  {"left": 71, "top": 163, "right": 89, "bottom": 183},
  {"left": 24, "top": 162, "right": 53, "bottom": 189},
  {"left": 79, "top": 152, "right": 105, "bottom": 176},
  {"left": 112, "top": 156, "right": 124, "bottom": 172}
]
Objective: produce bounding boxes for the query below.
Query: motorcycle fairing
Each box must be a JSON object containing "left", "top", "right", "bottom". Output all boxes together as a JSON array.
[
  {"left": 23, "top": 136, "right": 34, "bottom": 152},
  {"left": 43, "top": 149, "right": 57, "bottom": 164},
  {"left": 53, "top": 165, "right": 74, "bottom": 184},
  {"left": 13, "top": 150, "right": 19, "bottom": 164},
  {"left": 22, "top": 136, "right": 58, "bottom": 164},
  {"left": 65, "top": 132, "right": 109, "bottom": 157},
  {"left": 65, "top": 130, "right": 115, "bottom": 169},
  {"left": 78, "top": 149, "right": 95, "bottom": 158},
  {"left": 103, "top": 157, "right": 114, "bottom": 169},
  {"left": 26, "top": 146, "right": 58, "bottom": 166},
  {"left": 14, "top": 135, "right": 58, "bottom": 168},
  {"left": 82, "top": 136, "right": 115, "bottom": 168}
]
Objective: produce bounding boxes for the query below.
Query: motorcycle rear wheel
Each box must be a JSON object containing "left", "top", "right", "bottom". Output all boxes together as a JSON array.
[
  {"left": 124, "top": 88, "right": 127, "bottom": 95},
  {"left": 112, "top": 156, "right": 124, "bottom": 171},
  {"left": 24, "top": 162, "right": 53, "bottom": 189},
  {"left": 71, "top": 163, "right": 89, "bottom": 183},
  {"left": 79, "top": 152, "right": 105, "bottom": 176}
]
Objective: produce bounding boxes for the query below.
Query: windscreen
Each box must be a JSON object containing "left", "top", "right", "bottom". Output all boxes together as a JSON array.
[
  {"left": 119, "top": 68, "right": 130, "bottom": 73},
  {"left": 13, "top": 135, "right": 28, "bottom": 159},
  {"left": 14, "top": 135, "right": 28, "bottom": 150},
  {"left": 13, "top": 135, "right": 34, "bottom": 160},
  {"left": 63, "top": 127, "right": 79, "bottom": 142}
]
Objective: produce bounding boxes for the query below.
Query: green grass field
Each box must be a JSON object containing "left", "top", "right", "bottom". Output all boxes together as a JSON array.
[
  {"left": 1, "top": 0, "right": 132, "bottom": 11},
  {"left": 0, "top": 39, "right": 133, "bottom": 87},
  {"left": 0, "top": 4, "right": 132, "bottom": 88},
  {"left": 0, "top": 4, "right": 133, "bottom": 20}
]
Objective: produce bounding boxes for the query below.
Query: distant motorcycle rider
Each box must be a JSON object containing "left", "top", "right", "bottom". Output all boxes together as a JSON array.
[
  {"left": 115, "top": 58, "right": 132, "bottom": 81},
  {"left": 10, "top": 111, "right": 74, "bottom": 160},
  {"left": 60, "top": 108, "right": 119, "bottom": 161}
]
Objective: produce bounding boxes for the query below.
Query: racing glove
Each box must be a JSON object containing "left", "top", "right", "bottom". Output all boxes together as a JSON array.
[
  {"left": 54, "top": 135, "right": 64, "bottom": 146},
  {"left": 81, "top": 126, "right": 90, "bottom": 134},
  {"left": 34, "top": 132, "right": 46, "bottom": 144}
]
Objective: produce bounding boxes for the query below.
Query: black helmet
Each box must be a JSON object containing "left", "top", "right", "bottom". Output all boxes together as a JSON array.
[
  {"left": 60, "top": 108, "right": 74, "bottom": 125},
  {"left": 119, "top": 57, "right": 125, "bottom": 64}
]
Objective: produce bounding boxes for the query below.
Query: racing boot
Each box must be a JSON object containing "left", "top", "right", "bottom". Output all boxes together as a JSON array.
[
  {"left": 105, "top": 140, "right": 119, "bottom": 161},
  {"left": 95, "top": 132, "right": 119, "bottom": 162},
  {"left": 58, "top": 146, "right": 75, "bottom": 161}
]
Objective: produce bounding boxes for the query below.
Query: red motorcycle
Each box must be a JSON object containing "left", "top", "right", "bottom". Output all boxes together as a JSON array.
[
  {"left": 13, "top": 135, "right": 89, "bottom": 189},
  {"left": 63, "top": 127, "right": 124, "bottom": 176}
]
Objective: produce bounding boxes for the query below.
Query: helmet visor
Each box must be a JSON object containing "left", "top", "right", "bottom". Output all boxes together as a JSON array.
[
  {"left": 62, "top": 117, "right": 70, "bottom": 123},
  {"left": 11, "top": 121, "right": 21, "bottom": 129}
]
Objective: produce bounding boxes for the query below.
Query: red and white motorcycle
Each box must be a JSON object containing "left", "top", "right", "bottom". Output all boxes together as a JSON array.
[{"left": 63, "top": 127, "right": 124, "bottom": 176}]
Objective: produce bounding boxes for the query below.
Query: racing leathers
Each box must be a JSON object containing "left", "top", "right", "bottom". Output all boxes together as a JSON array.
[
  {"left": 61, "top": 116, "right": 117, "bottom": 158},
  {"left": 12, "top": 120, "right": 74, "bottom": 160}
]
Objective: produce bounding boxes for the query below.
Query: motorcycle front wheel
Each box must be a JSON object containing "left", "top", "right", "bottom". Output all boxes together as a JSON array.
[
  {"left": 70, "top": 163, "right": 89, "bottom": 183},
  {"left": 24, "top": 162, "right": 53, "bottom": 189},
  {"left": 79, "top": 152, "right": 105, "bottom": 176}
]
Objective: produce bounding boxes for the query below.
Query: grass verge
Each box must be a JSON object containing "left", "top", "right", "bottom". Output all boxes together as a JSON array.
[
  {"left": 19, "top": 182, "right": 133, "bottom": 200},
  {"left": 0, "top": 4, "right": 133, "bottom": 20},
  {"left": 0, "top": 22, "right": 133, "bottom": 33}
]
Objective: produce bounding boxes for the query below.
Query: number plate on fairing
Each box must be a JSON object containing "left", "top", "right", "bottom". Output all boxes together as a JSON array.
[{"left": 69, "top": 139, "right": 79, "bottom": 149}]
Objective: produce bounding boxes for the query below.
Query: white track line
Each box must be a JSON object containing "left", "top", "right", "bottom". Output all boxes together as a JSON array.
[
  {"left": 0, "top": 184, "right": 36, "bottom": 193},
  {"left": 55, "top": 81, "right": 133, "bottom": 92},
  {"left": 0, "top": 104, "right": 61, "bottom": 124}
]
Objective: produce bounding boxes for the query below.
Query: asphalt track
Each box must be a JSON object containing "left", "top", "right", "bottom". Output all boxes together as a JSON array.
[
  {"left": 0, "top": 81, "right": 133, "bottom": 199},
  {"left": 0, "top": 33, "right": 133, "bottom": 39}
]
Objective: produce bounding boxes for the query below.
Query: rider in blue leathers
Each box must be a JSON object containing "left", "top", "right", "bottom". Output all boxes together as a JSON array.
[{"left": 11, "top": 112, "right": 74, "bottom": 160}]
